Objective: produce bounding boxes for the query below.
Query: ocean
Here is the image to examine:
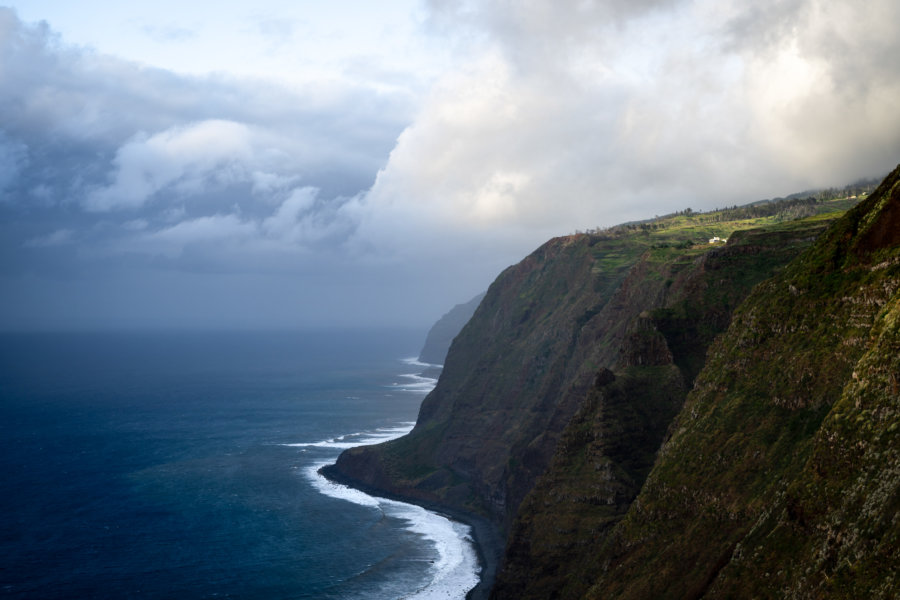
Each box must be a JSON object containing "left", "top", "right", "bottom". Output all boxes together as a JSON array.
[{"left": 0, "top": 330, "right": 479, "bottom": 599}]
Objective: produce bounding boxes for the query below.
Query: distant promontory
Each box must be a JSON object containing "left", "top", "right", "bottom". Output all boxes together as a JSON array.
[
  {"left": 328, "top": 167, "right": 899, "bottom": 599},
  {"left": 418, "top": 293, "right": 485, "bottom": 365}
]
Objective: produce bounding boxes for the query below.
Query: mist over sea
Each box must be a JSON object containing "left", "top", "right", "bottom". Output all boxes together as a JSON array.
[{"left": 0, "top": 330, "right": 478, "bottom": 599}]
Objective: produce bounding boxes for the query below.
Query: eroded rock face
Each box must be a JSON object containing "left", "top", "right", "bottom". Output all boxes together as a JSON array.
[
  {"left": 491, "top": 220, "right": 836, "bottom": 599},
  {"left": 418, "top": 292, "right": 485, "bottom": 365},
  {"left": 328, "top": 167, "right": 899, "bottom": 600},
  {"left": 584, "top": 164, "right": 900, "bottom": 600},
  {"left": 492, "top": 363, "right": 686, "bottom": 600},
  {"left": 333, "top": 233, "right": 648, "bottom": 524}
]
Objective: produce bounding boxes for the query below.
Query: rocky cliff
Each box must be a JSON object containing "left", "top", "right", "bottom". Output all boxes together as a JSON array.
[
  {"left": 418, "top": 292, "right": 485, "bottom": 365},
  {"left": 580, "top": 163, "right": 900, "bottom": 599},
  {"left": 325, "top": 167, "right": 898, "bottom": 598},
  {"left": 490, "top": 217, "right": 847, "bottom": 598}
]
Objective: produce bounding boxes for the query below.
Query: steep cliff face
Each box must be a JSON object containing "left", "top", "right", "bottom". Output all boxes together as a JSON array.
[
  {"left": 491, "top": 219, "right": 837, "bottom": 599},
  {"left": 325, "top": 170, "right": 896, "bottom": 599},
  {"left": 331, "top": 233, "right": 648, "bottom": 522},
  {"left": 583, "top": 163, "right": 900, "bottom": 599},
  {"left": 328, "top": 198, "right": 844, "bottom": 509},
  {"left": 418, "top": 293, "right": 485, "bottom": 365}
]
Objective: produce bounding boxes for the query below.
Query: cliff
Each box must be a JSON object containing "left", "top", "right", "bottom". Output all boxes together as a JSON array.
[
  {"left": 324, "top": 167, "right": 898, "bottom": 598},
  {"left": 490, "top": 217, "right": 847, "bottom": 598},
  {"left": 418, "top": 292, "right": 485, "bottom": 365},
  {"left": 581, "top": 163, "right": 900, "bottom": 599}
]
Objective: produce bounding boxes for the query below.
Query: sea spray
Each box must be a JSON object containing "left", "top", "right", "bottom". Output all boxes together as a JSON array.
[{"left": 294, "top": 418, "right": 481, "bottom": 599}]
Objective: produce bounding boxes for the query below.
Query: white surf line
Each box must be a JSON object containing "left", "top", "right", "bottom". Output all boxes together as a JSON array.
[
  {"left": 281, "top": 424, "right": 416, "bottom": 450},
  {"left": 290, "top": 422, "right": 479, "bottom": 599},
  {"left": 393, "top": 357, "right": 440, "bottom": 394},
  {"left": 304, "top": 459, "right": 479, "bottom": 600},
  {"left": 401, "top": 356, "right": 443, "bottom": 369},
  {"left": 392, "top": 374, "right": 438, "bottom": 393},
  {"left": 386, "top": 502, "right": 479, "bottom": 600}
]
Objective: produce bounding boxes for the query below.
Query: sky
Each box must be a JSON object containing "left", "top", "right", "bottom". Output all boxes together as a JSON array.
[{"left": 1, "top": 0, "right": 899, "bottom": 331}]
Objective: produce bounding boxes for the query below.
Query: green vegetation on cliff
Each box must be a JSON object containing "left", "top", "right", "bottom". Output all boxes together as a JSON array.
[
  {"left": 326, "top": 170, "right": 898, "bottom": 599},
  {"left": 491, "top": 212, "right": 845, "bottom": 599},
  {"left": 584, "top": 164, "right": 900, "bottom": 599}
]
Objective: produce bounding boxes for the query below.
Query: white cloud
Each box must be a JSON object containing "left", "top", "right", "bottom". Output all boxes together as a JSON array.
[
  {"left": 98, "top": 186, "right": 355, "bottom": 265},
  {"left": 734, "top": 0, "right": 900, "bottom": 183},
  {"left": 4, "top": 1, "right": 900, "bottom": 330},
  {"left": 0, "top": 7, "right": 414, "bottom": 214},
  {"left": 124, "top": 213, "right": 258, "bottom": 258},
  {"left": 353, "top": 0, "right": 900, "bottom": 256},
  {"left": 262, "top": 187, "right": 318, "bottom": 239},
  {"left": 83, "top": 120, "right": 253, "bottom": 211},
  {"left": 251, "top": 171, "right": 301, "bottom": 198}
]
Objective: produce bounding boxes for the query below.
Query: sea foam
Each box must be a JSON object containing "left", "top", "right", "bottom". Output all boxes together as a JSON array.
[
  {"left": 295, "top": 421, "right": 480, "bottom": 599},
  {"left": 281, "top": 424, "right": 415, "bottom": 450},
  {"left": 392, "top": 373, "right": 439, "bottom": 393},
  {"left": 392, "top": 358, "right": 440, "bottom": 394},
  {"left": 401, "top": 356, "right": 441, "bottom": 369}
]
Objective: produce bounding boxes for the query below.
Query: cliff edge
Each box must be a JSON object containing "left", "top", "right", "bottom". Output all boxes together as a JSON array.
[
  {"left": 418, "top": 292, "right": 485, "bottom": 365},
  {"left": 581, "top": 162, "right": 900, "bottom": 599},
  {"left": 323, "top": 180, "right": 883, "bottom": 596}
]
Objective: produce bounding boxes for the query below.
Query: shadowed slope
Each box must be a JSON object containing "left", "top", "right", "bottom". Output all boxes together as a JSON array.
[{"left": 586, "top": 163, "right": 900, "bottom": 599}]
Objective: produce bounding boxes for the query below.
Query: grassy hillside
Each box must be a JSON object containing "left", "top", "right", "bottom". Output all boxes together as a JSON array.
[
  {"left": 326, "top": 184, "right": 874, "bottom": 598},
  {"left": 491, "top": 208, "right": 849, "bottom": 599},
  {"left": 583, "top": 163, "right": 900, "bottom": 599}
]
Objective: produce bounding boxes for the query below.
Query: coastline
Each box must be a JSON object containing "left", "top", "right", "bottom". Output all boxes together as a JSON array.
[{"left": 318, "top": 463, "right": 503, "bottom": 600}]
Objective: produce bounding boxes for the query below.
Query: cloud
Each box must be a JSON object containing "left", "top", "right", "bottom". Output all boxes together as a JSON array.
[
  {"left": 253, "top": 17, "right": 297, "bottom": 44},
  {"left": 13, "top": 0, "right": 894, "bottom": 267},
  {"left": 85, "top": 120, "right": 254, "bottom": 211},
  {"left": 356, "top": 0, "right": 900, "bottom": 252},
  {"left": 23, "top": 228, "right": 75, "bottom": 248},
  {"left": 0, "top": 7, "right": 435, "bottom": 329},
  {"left": 731, "top": 0, "right": 900, "bottom": 182},
  {"left": 260, "top": 187, "right": 354, "bottom": 247},
  {"left": 130, "top": 213, "right": 258, "bottom": 258},
  {"left": 85, "top": 186, "right": 356, "bottom": 271},
  {"left": 0, "top": 6, "right": 413, "bottom": 211},
  {"left": 0, "top": 131, "right": 28, "bottom": 196},
  {"left": 3, "top": 2, "right": 899, "bottom": 331}
]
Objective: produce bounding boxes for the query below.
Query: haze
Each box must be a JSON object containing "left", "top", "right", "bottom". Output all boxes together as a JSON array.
[{"left": 1, "top": 0, "right": 898, "bottom": 330}]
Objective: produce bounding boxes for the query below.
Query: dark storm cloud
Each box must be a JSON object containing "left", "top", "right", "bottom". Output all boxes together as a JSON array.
[
  {"left": 0, "top": 7, "right": 414, "bottom": 237},
  {"left": 3, "top": 1, "right": 899, "bottom": 331},
  {"left": 0, "top": 7, "right": 411, "bottom": 210},
  {"left": 0, "top": 130, "right": 27, "bottom": 193},
  {"left": 0, "top": 8, "right": 428, "bottom": 330}
]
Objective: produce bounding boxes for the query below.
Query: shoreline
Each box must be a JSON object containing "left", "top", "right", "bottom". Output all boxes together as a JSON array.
[{"left": 319, "top": 463, "right": 504, "bottom": 600}]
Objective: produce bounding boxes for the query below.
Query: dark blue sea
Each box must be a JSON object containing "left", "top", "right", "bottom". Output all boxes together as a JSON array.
[{"left": 0, "top": 330, "right": 478, "bottom": 599}]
